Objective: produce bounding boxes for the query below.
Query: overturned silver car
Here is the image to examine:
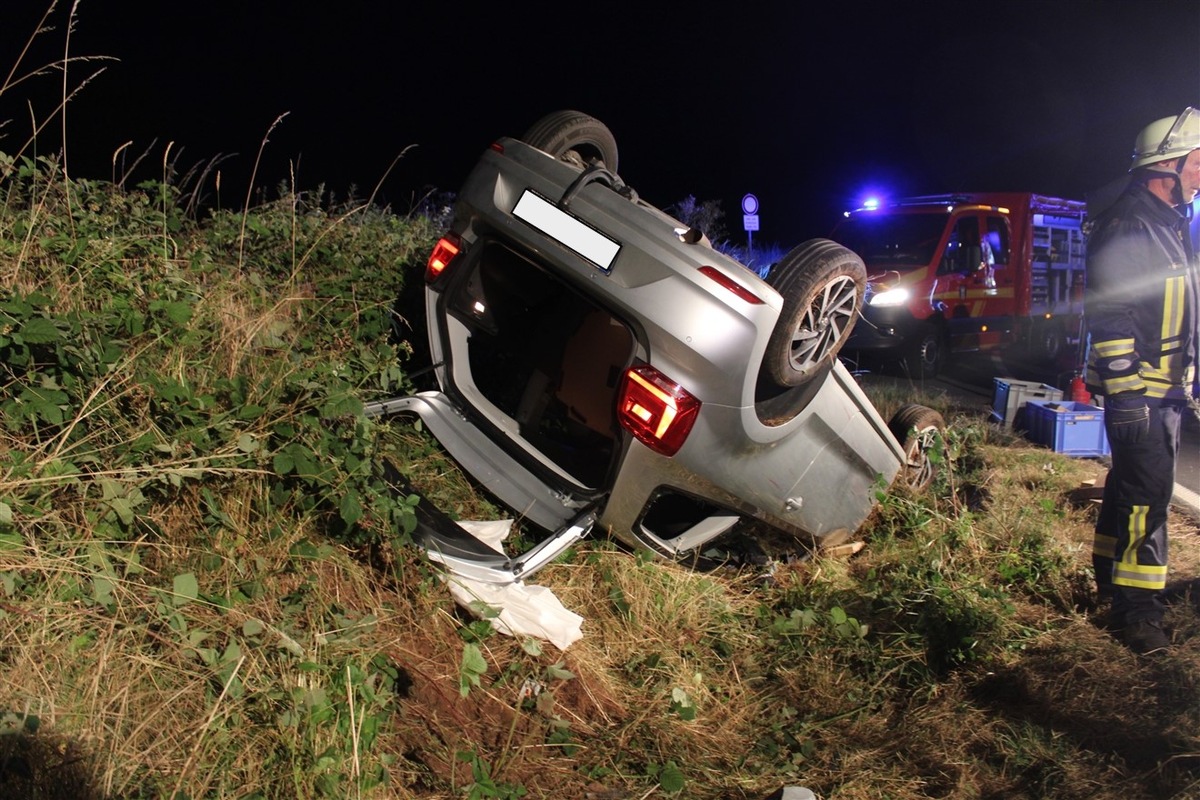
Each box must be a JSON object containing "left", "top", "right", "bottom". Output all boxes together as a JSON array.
[{"left": 368, "top": 111, "right": 944, "bottom": 583}]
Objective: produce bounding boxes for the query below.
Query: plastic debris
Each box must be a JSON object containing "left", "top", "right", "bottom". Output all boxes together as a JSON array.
[
  {"left": 763, "top": 788, "right": 817, "bottom": 800},
  {"left": 444, "top": 520, "right": 585, "bottom": 650}
]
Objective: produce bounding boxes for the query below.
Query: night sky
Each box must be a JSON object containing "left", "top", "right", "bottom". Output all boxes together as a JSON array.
[{"left": 2, "top": 0, "right": 1198, "bottom": 246}]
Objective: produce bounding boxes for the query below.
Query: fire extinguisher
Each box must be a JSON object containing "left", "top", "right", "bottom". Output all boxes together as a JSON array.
[{"left": 1070, "top": 374, "right": 1091, "bottom": 404}]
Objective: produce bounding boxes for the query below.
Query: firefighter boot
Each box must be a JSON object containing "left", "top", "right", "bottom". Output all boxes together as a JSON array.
[{"left": 1122, "top": 618, "right": 1170, "bottom": 655}]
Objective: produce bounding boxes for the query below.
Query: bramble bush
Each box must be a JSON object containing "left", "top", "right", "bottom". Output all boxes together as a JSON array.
[{"left": 1, "top": 155, "right": 437, "bottom": 555}]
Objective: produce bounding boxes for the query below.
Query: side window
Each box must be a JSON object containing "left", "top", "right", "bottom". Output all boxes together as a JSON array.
[
  {"left": 938, "top": 216, "right": 982, "bottom": 275},
  {"left": 986, "top": 216, "right": 1010, "bottom": 267}
]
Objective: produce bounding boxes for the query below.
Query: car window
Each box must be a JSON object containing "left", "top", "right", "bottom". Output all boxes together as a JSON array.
[
  {"left": 986, "top": 215, "right": 1010, "bottom": 267},
  {"left": 938, "top": 216, "right": 982, "bottom": 275}
]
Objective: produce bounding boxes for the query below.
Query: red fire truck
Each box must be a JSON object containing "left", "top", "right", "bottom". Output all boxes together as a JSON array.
[{"left": 832, "top": 192, "right": 1087, "bottom": 377}]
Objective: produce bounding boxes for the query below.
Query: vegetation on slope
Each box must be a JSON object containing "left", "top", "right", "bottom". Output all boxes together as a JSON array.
[{"left": 2, "top": 152, "right": 1199, "bottom": 800}]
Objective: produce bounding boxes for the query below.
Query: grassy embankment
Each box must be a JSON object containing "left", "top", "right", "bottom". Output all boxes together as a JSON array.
[{"left": 2, "top": 148, "right": 1198, "bottom": 800}]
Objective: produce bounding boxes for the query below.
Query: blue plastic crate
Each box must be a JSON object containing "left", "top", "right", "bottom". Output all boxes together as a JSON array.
[
  {"left": 1025, "top": 400, "right": 1110, "bottom": 457},
  {"left": 990, "top": 378, "right": 1063, "bottom": 429}
]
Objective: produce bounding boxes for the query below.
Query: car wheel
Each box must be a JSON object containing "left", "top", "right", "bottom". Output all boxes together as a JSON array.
[
  {"left": 762, "top": 239, "right": 866, "bottom": 387},
  {"left": 520, "top": 110, "right": 619, "bottom": 173},
  {"left": 904, "top": 323, "right": 943, "bottom": 378},
  {"left": 888, "top": 404, "right": 945, "bottom": 492}
]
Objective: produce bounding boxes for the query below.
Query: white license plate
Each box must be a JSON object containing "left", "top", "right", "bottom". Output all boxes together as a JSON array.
[{"left": 512, "top": 190, "right": 621, "bottom": 271}]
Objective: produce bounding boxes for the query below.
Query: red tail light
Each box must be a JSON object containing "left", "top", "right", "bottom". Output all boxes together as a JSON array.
[
  {"left": 617, "top": 365, "right": 701, "bottom": 457},
  {"left": 426, "top": 235, "right": 461, "bottom": 282}
]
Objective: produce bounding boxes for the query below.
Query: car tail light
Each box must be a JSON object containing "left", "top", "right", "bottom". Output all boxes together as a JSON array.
[
  {"left": 698, "top": 266, "right": 764, "bottom": 305},
  {"left": 617, "top": 364, "right": 701, "bottom": 457},
  {"left": 426, "top": 234, "right": 461, "bottom": 282}
]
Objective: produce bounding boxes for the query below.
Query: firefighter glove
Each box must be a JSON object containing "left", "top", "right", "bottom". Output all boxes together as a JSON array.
[{"left": 1105, "top": 396, "right": 1149, "bottom": 445}]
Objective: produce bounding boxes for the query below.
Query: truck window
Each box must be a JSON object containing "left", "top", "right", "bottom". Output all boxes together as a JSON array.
[
  {"left": 985, "top": 215, "right": 1010, "bottom": 266},
  {"left": 830, "top": 213, "right": 947, "bottom": 268},
  {"left": 938, "top": 216, "right": 982, "bottom": 275}
]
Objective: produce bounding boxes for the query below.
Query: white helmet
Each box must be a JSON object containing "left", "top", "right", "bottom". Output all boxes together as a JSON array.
[{"left": 1130, "top": 106, "right": 1200, "bottom": 173}]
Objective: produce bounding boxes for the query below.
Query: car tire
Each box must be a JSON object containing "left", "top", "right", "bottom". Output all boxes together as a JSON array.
[
  {"left": 903, "top": 323, "right": 943, "bottom": 379},
  {"left": 520, "top": 110, "right": 619, "bottom": 174},
  {"left": 888, "top": 403, "right": 945, "bottom": 493},
  {"left": 762, "top": 239, "right": 866, "bottom": 387}
]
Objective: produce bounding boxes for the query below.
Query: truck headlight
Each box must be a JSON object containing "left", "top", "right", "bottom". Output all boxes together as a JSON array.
[{"left": 868, "top": 287, "right": 911, "bottom": 307}]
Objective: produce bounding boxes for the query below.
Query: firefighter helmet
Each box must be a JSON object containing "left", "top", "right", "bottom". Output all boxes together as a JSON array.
[{"left": 1130, "top": 106, "right": 1200, "bottom": 173}]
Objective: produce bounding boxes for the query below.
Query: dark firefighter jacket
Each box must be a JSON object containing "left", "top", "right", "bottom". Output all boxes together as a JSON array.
[{"left": 1085, "top": 182, "right": 1199, "bottom": 402}]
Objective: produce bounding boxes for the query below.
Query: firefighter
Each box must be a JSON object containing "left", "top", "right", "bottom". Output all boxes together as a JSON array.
[{"left": 1085, "top": 106, "right": 1200, "bottom": 654}]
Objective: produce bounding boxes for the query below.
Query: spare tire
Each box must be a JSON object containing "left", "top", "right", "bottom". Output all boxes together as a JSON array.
[
  {"left": 762, "top": 239, "right": 866, "bottom": 387},
  {"left": 520, "top": 110, "right": 619, "bottom": 173}
]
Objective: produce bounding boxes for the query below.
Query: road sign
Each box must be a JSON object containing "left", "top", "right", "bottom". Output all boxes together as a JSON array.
[{"left": 742, "top": 193, "right": 760, "bottom": 248}]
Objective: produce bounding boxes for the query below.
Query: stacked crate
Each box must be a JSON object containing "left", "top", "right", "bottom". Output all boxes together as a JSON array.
[
  {"left": 1025, "top": 400, "right": 1111, "bottom": 457},
  {"left": 990, "top": 378, "right": 1063, "bottom": 430}
]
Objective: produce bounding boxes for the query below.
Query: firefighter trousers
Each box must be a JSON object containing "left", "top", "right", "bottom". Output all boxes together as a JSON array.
[{"left": 1093, "top": 401, "right": 1183, "bottom": 623}]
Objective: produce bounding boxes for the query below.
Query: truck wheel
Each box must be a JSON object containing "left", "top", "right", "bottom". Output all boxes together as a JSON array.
[
  {"left": 904, "top": 324, "right": 943, "bottom": 378},
  {"left": 1032, "top": 322, "right": 1065, "bottom": 364},
  {"left": 762, "top": 239, "right": 866, "bottom": 387},
  {"left": 888, "top": 404, "right": 945, "bottom": 492},
  {"left": 520, "top": 110, "right": 619, "bottom": 173}
]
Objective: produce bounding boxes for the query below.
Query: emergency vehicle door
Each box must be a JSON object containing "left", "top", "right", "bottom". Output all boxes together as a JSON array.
[
  {"left": 937, "top": 215, "right": 983, "bottom": 318},
  {"left": 939, "top": 213, "right": 1010, "bottom": 347}
]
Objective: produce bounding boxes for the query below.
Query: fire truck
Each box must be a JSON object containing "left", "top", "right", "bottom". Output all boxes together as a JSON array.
[{"left": 832, "top": 192, "right": 1087, "bottom": 377}]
